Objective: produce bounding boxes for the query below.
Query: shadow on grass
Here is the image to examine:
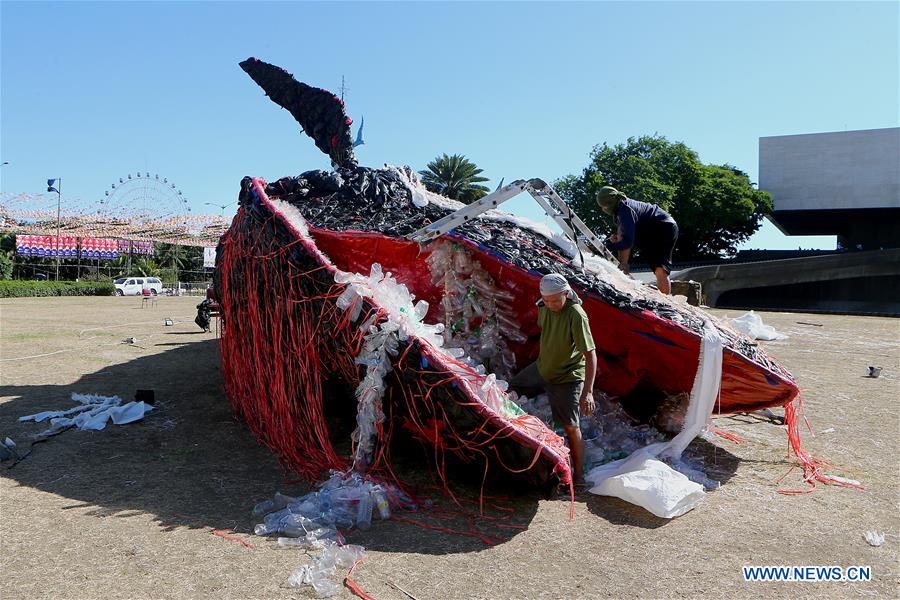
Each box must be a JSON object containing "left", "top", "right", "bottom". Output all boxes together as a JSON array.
[
  {"left": 0, "top": 337, "right": 744, "bottom": 550},
  {"left": 0, "top": 339, "right": 541, "bottom": 554}
]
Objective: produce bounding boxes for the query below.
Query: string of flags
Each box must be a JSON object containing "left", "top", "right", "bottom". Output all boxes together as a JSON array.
[{"left": 14, "top": 234, "right": 151, "bottom": 259}]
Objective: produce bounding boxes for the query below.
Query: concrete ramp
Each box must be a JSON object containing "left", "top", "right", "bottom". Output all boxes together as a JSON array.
[{"left": 676, "top": 249, "right": 900, "bottom": 316}]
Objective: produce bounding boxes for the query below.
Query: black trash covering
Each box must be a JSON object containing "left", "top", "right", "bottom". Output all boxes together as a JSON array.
[
  {"left": 233, "top": 59, "right": 775, "bottom": 372},
  {"left": 239, "top": 57, "right": 357, "bottom": 169}
]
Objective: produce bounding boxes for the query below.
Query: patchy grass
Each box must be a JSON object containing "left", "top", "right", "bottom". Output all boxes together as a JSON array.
[{"left": 1, "top": 298, "right": 897, "bottom": 599}]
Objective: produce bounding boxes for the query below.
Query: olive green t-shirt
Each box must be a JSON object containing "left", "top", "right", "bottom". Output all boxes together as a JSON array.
[{"left": 537, "top": 299, "right": 596, "bottom": 383}]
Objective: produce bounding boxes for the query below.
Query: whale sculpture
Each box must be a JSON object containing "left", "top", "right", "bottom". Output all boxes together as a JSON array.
[{"left": 214, "top": 59, "right": 842, "bottom": 496}]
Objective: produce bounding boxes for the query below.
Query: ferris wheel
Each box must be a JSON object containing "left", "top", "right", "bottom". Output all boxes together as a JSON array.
[{"left": 99, "top": 172, "right": 190, "bottom": 224}]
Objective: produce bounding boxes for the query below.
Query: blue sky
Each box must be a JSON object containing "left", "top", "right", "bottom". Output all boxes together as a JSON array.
[{"left": 2, "top": 1, "right": 898, "bottom": 250}]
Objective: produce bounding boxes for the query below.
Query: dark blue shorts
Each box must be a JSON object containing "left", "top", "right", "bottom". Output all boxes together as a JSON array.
[{"left": 640, "top": 220, "right": 678, "bottom": 274}]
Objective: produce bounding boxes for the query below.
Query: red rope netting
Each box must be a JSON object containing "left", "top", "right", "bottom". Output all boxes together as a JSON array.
[
  {"left": 215, "top": 191, "right": 571, "bottom": 506},
  {"left": 778, "top": 395, "right": 864, "bottom": 494},
  {"left": 217, "top": 208, "right": 360, "bottom": 479}
]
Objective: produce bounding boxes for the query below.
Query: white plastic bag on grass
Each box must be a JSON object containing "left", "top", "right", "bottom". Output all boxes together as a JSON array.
[
  {"left": 586, "top": 318, "right": 723, "bottom": 518},
  {"left": 730, "top": 311, "right": 787, "bottom": 341},
  {"left": 588, "top": 456, "right": 705, "bottom": 519}
]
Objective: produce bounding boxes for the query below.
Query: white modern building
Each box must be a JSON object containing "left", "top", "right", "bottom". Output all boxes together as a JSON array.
[{"left": 759, "top": 127, "right": 900, "bottom": 250}]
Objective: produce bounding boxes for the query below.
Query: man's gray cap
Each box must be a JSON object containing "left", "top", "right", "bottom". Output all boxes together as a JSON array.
[{"left": 539, "top": 273, "right": 571, "bottom": 296}]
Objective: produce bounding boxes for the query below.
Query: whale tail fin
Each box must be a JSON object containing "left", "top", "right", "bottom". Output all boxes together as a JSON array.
[{"left": 240, "top": 57, "right": 357, "bottom": 169}]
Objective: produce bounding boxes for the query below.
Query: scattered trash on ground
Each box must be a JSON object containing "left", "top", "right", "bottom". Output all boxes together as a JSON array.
[
  {"left": 252, "top": 470, "right": 416, "bottom": 597},
  {"left": 796, "top": 321, "right": 824, "bottom": 327},
  {"left": 730, "top": 311, "right": 788, "bottom": 341},
  {"left": 866, "top": 366, "right": 883, "bottom": 378},
  {"left": 821, "top": 427, "right": 836, "bottom": 434},
  {"left": 0, "top": 437, "right": 18, "bottom": 462},
  {"left": 864, "top": 531, "right": 885, "bottom": 547},
  {"left": 19, "top": 392, "right": 154, "bottom": 437},
  {"left": 753, "top": 408, "right": 786, "bottom": 425}
]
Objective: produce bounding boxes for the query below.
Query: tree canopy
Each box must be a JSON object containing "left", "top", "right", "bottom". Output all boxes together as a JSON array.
[
  {"left": 419, "top": 153, "right": 490, "bottom": 204},
  {"left": 555, "top": 135, "right": 772, "bottom": 260}
]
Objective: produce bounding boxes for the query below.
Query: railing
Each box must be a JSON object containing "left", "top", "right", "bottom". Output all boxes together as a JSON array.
[{"left": 163, "top": 282, "right": 213, "bottom": 296}]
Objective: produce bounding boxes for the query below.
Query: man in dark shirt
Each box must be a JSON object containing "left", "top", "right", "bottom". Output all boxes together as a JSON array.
[{"left": 596, "top": 186, "right": 679, "bottom": 294}]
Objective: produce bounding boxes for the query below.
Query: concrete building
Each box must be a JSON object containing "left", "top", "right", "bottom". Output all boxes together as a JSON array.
[
  {"left": 674, "top": 128, "right": 899, "bottom": 315},
  {"left": 759, "top": 127, "right": 900, "bottom": 250}
]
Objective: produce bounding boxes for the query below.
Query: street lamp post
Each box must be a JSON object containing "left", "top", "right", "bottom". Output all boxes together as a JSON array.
[{"left": 47, "top": 178, "right": 62, "bottom": 280}]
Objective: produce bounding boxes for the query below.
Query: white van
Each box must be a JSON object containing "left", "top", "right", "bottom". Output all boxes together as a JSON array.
[{"left": 114, "top": 277, "right": 163, "bottom": 296}]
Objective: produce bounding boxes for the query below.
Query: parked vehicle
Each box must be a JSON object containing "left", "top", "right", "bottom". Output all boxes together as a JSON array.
[{"left": 114, "top": 277, "right": 163, "bottom": 296}]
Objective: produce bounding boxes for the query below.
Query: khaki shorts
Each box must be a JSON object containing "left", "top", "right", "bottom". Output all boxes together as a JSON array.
[{"left": 509, "top": 361, "right": 583, "bottom": 427}]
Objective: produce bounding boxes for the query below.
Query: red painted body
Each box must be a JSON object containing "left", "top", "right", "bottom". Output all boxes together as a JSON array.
[{"left": 311, "top": 227, "right": 800, "bottom": 414}]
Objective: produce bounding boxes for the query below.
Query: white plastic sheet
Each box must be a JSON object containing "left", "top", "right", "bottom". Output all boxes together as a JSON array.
[
  {"left": 20, "top": 393, "right": 154, "bottom": 435},
  {"left": 586, "top": 318, "right": 723, "bottom": 518},
  {"left": 730, "top": 311, "right": 788, "bottom": 341},
  {"left": 588, "top": 454, "right": 705, "bottom": 518}
]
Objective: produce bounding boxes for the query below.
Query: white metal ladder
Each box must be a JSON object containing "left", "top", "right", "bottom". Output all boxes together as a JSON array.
[{"left": 408, "top": 178, "right": 618, "bottom": 264}]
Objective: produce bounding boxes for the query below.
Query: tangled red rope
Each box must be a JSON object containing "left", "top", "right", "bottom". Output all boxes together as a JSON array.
[
  {"left": 217, "top": 194, "right": 571, "bottom": 513},
  {"left": 778, "top": 395, "right": 864, "bottom": 494}
]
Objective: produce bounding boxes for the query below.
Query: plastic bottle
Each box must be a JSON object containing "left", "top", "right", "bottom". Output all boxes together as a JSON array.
[
  {"left": 287, "top": 565, "right": 311, "bottom": 588},
  {"left": 277, "top": 536, "right": 312, "bottom": 548},
  {"left": 250, "top": 499, "right": 275, "bottom": 519},
  {"left": 394, "top": 488, "right": 418, "bottom": 511},
  {"left": 334, "top": 544, "right": 365, "bottom": 568},
  {"left": 371, "top": 487, "right": 391, "bottom": 520},
  {"left": 310, "top": 575, "right": 340, "bottom": 598},
  {"left": 253, "top": 522, "right": 276, "bottom": 536},
  {"left": 272, "top": 492, "right": 297, "bottom": 511},
  {"left": 356, "top": 489, "right": 373, "bottom": 530}
]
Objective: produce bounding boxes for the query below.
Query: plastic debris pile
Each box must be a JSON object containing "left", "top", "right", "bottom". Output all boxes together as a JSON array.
[
  {"left": 19, "top": 392, "right": 154, "bottom": 437},
  {"left": 426, "top": 241, "right": 525, "bottom": 381},
  {"left": 581, "top": 395, "right": 668, "bottom": 469},
  {"left": 513, "top": 390, "right": 720, "bottom": 493},
  {"left": 252, "top": 470, "right": 416, "bottom": 597},
  {"left": 332, "top": 261, "right": 525, "bottom": 424},
  {"left": 510, "top": 391, "right": 554, "bottom": 428}
]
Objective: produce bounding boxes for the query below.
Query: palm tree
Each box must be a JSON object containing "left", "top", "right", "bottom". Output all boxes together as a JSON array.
[
  {"left": 155, "top": 243, "right": 185, "bottom": 271},
  {"left": 131, "top": 257, "right": 161, "bottom": 278},
  {"left": 419, "top": 153, "right": 490, "bottom": 204},
  {"left": 155, "top": 243, "right": 185, "bottom": 284}
]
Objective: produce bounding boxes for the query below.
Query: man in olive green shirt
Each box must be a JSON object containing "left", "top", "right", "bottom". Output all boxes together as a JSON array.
[{"left": 510, "top": 273, "right": 597, "bottom": 487}]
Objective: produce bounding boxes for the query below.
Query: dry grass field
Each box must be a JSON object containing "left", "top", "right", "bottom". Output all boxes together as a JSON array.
[{"left": 1, "top": 296, "right": 897, "bottom": 599}]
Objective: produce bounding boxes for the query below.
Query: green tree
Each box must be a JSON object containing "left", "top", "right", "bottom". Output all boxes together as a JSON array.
[
  {"left": 419, "top": 153, "right": 490, "bottom": 204},
  {"left": 155, "top": 243, "right": 185, "bottom": 271},
  {"left": 0, "top": 234, "right": 15, "bottom": 279},
  {"left": 556, "top": 135, "right": 772, "bottom": 260},
  {"left": 131, "top": 257, "right": 161, "bottom": 277},
  {"left": 0, "top": 254, "right": 12, "bottom": 280}
]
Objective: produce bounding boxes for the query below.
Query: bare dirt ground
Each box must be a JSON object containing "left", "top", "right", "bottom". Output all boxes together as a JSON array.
[{"left": 1, "top": 296, "right": 897, "bottom": 600}]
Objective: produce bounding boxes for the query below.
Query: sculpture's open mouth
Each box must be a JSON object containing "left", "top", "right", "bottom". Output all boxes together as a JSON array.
[{"left": 216, "top": 178, "right": 573, "bottom": 493}]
